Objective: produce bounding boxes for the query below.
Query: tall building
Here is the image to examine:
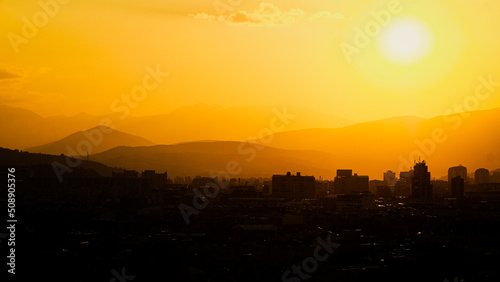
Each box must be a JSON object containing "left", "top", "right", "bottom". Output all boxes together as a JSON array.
[
  {"left": 142, "top": 170, "right": 168, "bottom": 189},
  {"left": 315, "top": 180, "right": 334, "bottom": 197},
  {"left": 399, "top": 170, "right": 414, "bottom": 183},
  {"left": 448, "top": 165, "right": 467, "bottom": 184},
  {"left": 337, "top": 169, "right": 353, "bottom": 178},
  {"left": 451, "top": 176, "right": 464, "bottom": 199},
  {"left": 384, "top": 170, "right": 397, "bottom": 187},
  {"left": 393, "top": 170, "right": 413, "bottom": 197},
  {"left": 492, "top": 170, "right": 500, "bottom": 183},
  {"left": 334, "top": 169, "right": 369, "bottom": 194},
  {"left": 411, "top": 161, "right": 432, "bottom": 199},
  {"left": 475, "top": 168, "right": 490, "bottom": 184},
  {"left": 272, "top": 172, "right": 315, "bottom": 199}
]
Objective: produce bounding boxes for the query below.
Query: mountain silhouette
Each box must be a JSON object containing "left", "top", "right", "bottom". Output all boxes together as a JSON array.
[
  {"left": 260, "top": 107, "right": 500, "bottom": 178},
  {"left": 0, "top": 104, "right": 349, "bottom": 149},
  {"left": 91, "top": 141, "right": 338, "bottom": 178},
  {"left": 4, "top": 104, "right": 500, "bottom": 179},
  {"left": 26, "top": 126, "right": 154, "bottom": 155},
  {"left": 0, "top": 147, "right": 115, "bottom": 178}
]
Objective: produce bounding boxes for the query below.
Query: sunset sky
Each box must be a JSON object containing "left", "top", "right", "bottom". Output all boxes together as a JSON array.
[{"left": 1, "top": 0, "right": 500, "bottom": 124}]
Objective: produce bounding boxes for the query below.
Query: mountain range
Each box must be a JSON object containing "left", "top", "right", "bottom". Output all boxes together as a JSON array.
[
  {"left": 26, "top": 126, "right": 154, "bottom": 155},
  {"left": 0, "top": 147, "right": 115, "bottom": 178},
  {"left": 0, "top": 104, "right": 349, "bottom": 149},
  {"left": 3, "top": 105, "right": 500, "bottom": 179},
  {"left": 90, "top": 142, "right": 337, "bottom": 178},
  {"left": 262, "top": 107, "right": 500, "bottom": 178}
]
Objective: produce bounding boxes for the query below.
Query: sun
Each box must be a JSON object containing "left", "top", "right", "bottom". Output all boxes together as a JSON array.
[
  {"left": 377, "top": 17, "right": 435, "bottom": 65},
  {"left": 351, "top": 2, "right": 465, "bottom": 94}
]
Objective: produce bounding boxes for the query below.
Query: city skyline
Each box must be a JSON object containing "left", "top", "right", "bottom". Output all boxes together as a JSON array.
[
  {"left": 2, "top": 104, "right": 500, "bottom": 180},
  {"left": 4, "top": 146, "right": 500, "bottom": 281}
]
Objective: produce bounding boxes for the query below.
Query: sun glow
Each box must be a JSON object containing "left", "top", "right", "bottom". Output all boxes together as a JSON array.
[{"left": 377, "top": 17, "right": 434, "bottom": 65}]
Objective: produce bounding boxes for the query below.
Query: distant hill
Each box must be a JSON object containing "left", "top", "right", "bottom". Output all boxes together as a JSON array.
[
  {"left": 4, "top": 104, "right": 500, "bottom": 180},
  {"left": 0, "top": 147, "right": 115, "bottom": 178},
  {"left": 26, "top": 126, "right": 154, "bottom": 155},
  {"left": 92, "top": 141, "right": 339, "bottom": 179},
  {"left": 0, "top": 104, "right": 350, "bottom": 150},
  {"left": 0, "top": 105, "right": 48, "bottom": 149},
  {"left": 261, "top": 107, "right": 500, "bottom": 179}
]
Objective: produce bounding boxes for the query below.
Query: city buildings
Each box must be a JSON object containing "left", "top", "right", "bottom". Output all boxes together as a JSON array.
[
  {"left": 475, "top": 168, "right": 490, "bottom": 184},
  {"left": 451, "top": 176, "right": 465, "bottom": 199},
  {"left": 142, "top": 170, "right": 168, "bottom": 189},
  {"left": 448, "top": 165, "right": 467, "bottom": 184},
  {"left": 271, "top": 172, "right": 315, "bottom": 199},
  {"left": 384, "top": 170, "right": 397, "bottom": 187},
  {"left": 411, "top": 161, "right": 432, "bottom": 199},
  {"left": 334, "top": 169, "right": 369, "bottom": 194}
]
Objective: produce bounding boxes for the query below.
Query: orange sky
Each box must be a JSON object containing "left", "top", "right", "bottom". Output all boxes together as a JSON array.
[{"left": 1, "top": 0, "right": 500, "bottom": 125}]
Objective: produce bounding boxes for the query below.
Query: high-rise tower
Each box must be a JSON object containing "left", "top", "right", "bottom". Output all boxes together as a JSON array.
[{"left": 411, "top": 161, "right": 432, "bottom": 199}]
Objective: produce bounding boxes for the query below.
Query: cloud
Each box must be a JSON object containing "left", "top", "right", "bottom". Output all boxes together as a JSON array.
[
  {"left": 0, "top": 81, "right": 62, "bottom": 104},
  {"left": 0, "top": 66, "right": 60, "bottom": 104},
  {"left": 189, "top": 12, "right": 217, "bottom": 21},
  {"left": 0, "top": 91, "right": 41, "bottom": 104},
  {"left": 0, "top": 69, "right": 20, "bottom": 80},
  {"left": 0, "top": 76, "right": 28, "bottom": 103},
  {"left": 189, "top": 3, "right": 306, "bottom": 26},
  {"left": 310, "top": 11, "right": 345, "bottom": 20}
]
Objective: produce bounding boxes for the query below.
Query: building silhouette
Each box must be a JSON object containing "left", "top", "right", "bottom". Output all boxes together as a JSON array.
[
  {"left": 337, "top": 169, "right": 353, "bottom": 178},
  {"left": 376, "top": 185, "right": 393, "bottom": 198},
  {"left": 192, "top": 176, "right": 217, "bottom": 187},
  {"left": 448, "top": 165, "right": 467, "bottom": 184},
  {"left": 272, "top": 172, "right": 315, "bottom": 199},
  {"left": 475, "top": 168, "right": 490, "bottom": 184},
  {"left": 451, "top": 176, "right": 465, "bottom": 200},
  {"left": 384, "top": 170, "right": 397, "bottom": 187},
  {"left": 112, "top": 169, "right": 139, "bottom": 178},
  {"left": 334, "top": 169, "right": 369, "bottom": 194},
  {"left": 394, "top": 169, "right": 413, "bottom": 196},
  {"left": 492, "top": 170, "right": 500, "bottom": 183},
  {"left": 141, "top": 170, "right": 168, "bottom": 189},
  {"left": 411, "top": 161, "right": 432, "bottom": 199},
  {"left": 399, "top": 170, "right": 414, "bottom": 182}
]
